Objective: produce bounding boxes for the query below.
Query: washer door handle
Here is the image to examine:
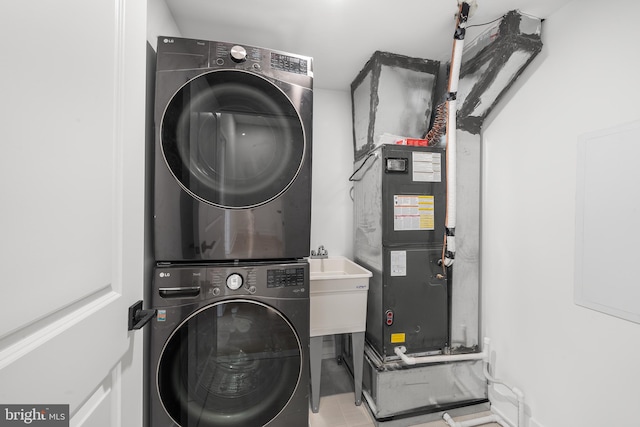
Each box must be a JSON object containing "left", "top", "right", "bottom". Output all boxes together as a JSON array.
[
  {"left": 159, "top": 286, "right": 201, "bottom": 299},
  {"left": 127, "top": 300, "right": 156, "bottom": 331}
]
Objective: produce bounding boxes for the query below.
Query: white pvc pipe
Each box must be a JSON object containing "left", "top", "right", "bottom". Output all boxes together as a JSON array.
[
  {"left": 483, "top": 362, "right": 526, "bottom": 427},
  {"left": 394, "top": 346, "right": 485, "bottom": 365},
  {"left": 448, "top": 42, "right": 465, "bottom": 93},
  {"left": 514, "top": 388, "right": 525, "bottom": 427},
  {"left": 491, "top": 407, "right": 515, "bottom": 427},
  {"left": 443, "top": 412, "right": 510, "bottom": 427},
  {"left": 443, "top": 94, "right": 457, "bottom": 267},
  {"left": 445, "top": 40, "right": 461, "bottom": 232},
  {"left": 445, "top": 98, "right": 457, "bottom": 230},
  {"left": 443, "top": 7, "right": 467, "bottom": 267},
  {"left": 435, "top": 336, "right": 526, "bottom": 427},
  {"left": 394, "top": 337, "right": 490, "bottom": 366}
]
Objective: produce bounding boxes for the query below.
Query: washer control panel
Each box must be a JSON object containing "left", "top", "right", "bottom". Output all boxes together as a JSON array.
[
  {"left": 153, "top": 262, "right": 308, "bottom": 306},
  {"left": 267, "top": 267, "right": 305, "bottom": 288}
]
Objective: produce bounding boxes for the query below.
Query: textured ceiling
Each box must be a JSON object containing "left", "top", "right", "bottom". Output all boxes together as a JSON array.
[{"left": 163, "top": 0, "right": 572, "bottom": 90}]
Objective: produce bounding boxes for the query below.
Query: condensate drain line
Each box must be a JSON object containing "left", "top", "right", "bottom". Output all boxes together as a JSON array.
[{"left": 395, "top": 338, "right": 525, "bottom": 427}]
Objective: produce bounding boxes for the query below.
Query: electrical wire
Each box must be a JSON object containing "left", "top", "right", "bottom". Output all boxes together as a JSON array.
[
  {"left": 440, "top": 233, "right": 447, "bottom": 277},
  {"left": 348, "top": 151, "right": 378, "bottom": 182},
  {"left": 516, "top": 10, "right": 544, "bottom": 21},
  {"left": 466, "top": 10, "right": 544, "bottom": 30},
  {"left": 466, "top": 15, "right": 504, "bottom": 29}
]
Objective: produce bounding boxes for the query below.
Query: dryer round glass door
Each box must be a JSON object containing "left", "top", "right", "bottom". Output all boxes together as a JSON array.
[
  {"left": 161, "top": 69, "right": 306, "bottom": 209},
  {"left": 157, "top": 300, "right": 302, "bottom": 427}
]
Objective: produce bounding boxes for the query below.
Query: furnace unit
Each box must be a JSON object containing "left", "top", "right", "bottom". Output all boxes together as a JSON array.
[{"left": 353, "top": 143, "right": 448, "bottom": 362}]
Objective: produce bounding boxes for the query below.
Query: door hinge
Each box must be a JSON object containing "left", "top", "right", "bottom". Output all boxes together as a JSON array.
[{"left": 128, "top": 300, "right": 156, "bottom": 331}]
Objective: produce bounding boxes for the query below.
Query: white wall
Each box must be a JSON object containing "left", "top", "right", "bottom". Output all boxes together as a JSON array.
[
  {"left": 482, "top": 0, "right": 640, "bottom": 426},
  {"left": 147, "top": 0, "right": 181, "bottom": 49},
  {"left": 311, "top": 88, "right": 355, "bottom": 258}
]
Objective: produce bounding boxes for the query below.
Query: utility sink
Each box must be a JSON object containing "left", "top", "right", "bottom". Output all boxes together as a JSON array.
[{"left": 308, "top": 256, "right": 372, "bottom": 337}]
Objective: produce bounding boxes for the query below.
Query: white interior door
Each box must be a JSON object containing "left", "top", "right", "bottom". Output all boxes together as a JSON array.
[{"left": 0, "top": 1, "right": 147, "bottom": 426}]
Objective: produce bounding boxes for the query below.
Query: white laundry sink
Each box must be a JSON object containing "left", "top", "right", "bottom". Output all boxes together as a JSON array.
[{"left": 308, "top": 256, "right": 372, "bottom": 337}]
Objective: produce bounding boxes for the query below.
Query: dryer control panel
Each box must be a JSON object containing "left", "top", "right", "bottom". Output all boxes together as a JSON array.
[
  {"left": 212, "top": 41, "right": 310, "bottom": 75},
  {"left": 156, "top": 36, "right": 313, "bottom": 86}
]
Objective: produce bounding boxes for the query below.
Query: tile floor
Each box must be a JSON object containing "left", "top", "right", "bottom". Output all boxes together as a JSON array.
[{"left": 309, "top": 358, "right": 500, "bottom": 427}]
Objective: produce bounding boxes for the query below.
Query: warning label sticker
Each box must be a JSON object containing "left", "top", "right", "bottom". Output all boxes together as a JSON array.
[
  {"left": 391, "top": 333, "right": 406, "bottom": 344},
  {"left": 390, "top": 250, "right": 407, "bottom": 276},
  {"left": 412, "top": 151, "right": 442, "bottom": 182},
  {"left": 393, "top": 195, "right": 435, "bottom": 231}
]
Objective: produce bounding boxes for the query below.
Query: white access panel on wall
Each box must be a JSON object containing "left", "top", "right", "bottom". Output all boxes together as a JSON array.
[{"left": 574, "top": 119, "right": 640, "bottom": 324}]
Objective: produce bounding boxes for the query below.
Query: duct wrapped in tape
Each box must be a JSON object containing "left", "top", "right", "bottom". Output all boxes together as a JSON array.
[
  {"left": 456, "top": 10, "right": 543, "bottom": 133},
  {"left": 350, "top": 51, "right": 440, "bottom": 162}
]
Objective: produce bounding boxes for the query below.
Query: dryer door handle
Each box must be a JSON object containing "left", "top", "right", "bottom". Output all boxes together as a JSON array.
[{"left": 159, "top": 286, "right": 201, "bottom": 299}]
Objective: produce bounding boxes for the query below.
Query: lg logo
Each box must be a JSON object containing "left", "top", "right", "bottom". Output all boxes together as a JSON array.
[
  {"left": 163, "top": 38, "right": 175, "bottom": 44},
  {"left": 159, "top": 272, "right": 171, "bottom": 278}
]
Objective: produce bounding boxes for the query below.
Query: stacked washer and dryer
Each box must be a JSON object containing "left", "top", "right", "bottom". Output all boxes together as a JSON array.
[{"left": 149, "top": 36, "right": 313, "bottom": 427}]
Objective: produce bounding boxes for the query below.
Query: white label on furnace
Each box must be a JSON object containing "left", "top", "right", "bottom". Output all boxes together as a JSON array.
[
  {"left": 412, "top": 152, "right": 442, "bottom": 182},
  {"left": 393, "top": 195, "right": 435, "bottom": 231},
  {"left": 390, "top": 250, "right": 407, "bottom": 276}
]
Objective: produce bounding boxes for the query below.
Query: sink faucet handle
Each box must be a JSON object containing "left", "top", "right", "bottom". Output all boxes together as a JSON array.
[{"left": 310, "top": 245, "right": 328, "bottom": 258}]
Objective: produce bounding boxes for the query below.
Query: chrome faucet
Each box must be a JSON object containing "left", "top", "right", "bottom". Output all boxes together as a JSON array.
[{"left": 310, "top": 245, "right": 328, "bottom": 259}]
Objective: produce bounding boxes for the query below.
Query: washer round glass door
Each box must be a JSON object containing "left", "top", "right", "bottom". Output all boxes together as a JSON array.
[
  {"left": 161, "top": 70, "right": 306, "bottom": 209},
  {"left": 157, "top": 300, "right": 302, "bottom": 427}
]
